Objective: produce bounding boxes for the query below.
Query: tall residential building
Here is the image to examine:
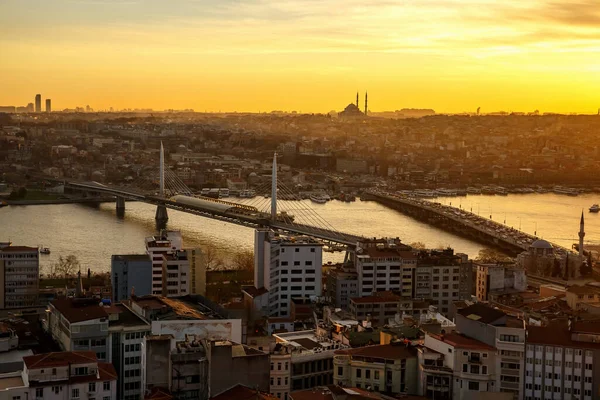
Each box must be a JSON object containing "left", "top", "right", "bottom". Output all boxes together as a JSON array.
[
  {"left": 334, "top": 343, "right": 419, "bottom": 395},
  {"left": 106, "top": 303, "right": 151, "bottom": 400},
  {"left": 254, "top": 229, "right": 323, "bottom": 318},
  {"left": 35, "top": 94, "right": 41, "bottom": 112},
  {"left": 145, "top": 230, "right": 182, "bottom": 296},
  {"left": 455, "top": 303, "right": 525, "bottom": 399},
  {"left": 187, "top": 248, "right": 206, "bottom": 296},
  {"left": 326, "top": 267, "right": 358, "bottom": 311},
  {"left": 475, "top": 263, "right": 526, "bottom": 302},
  {"left": 355, "top": 238, "right": 416, "bottom": 298},
  {"left": 0, "top": 246, "right": 39, "bottom": 309},
  {"left": 413, "top": 249, "right": 472, "bottom": 317},
  {"left": 525, "top": 321, "right": 600, "bottom": 400},
  {"left": 111, "top": 254, "right": 153, "bottom": 302},
  {"left": 0, "top": 352, "right": 117, "bottom": 400},
  {"left": 162, "top": 250, "right": 189, "bottom": 297},
  {"left": 45, "top": 98, "right": 51, "bottom": 112}
]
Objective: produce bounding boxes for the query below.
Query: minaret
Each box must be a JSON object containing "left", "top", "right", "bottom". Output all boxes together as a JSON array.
[
  {"left": 75, "top": 268, "right": 84, "bottom": 298},
  {"left": 356, "top": 92, "right": 359, "bottom": 108},
  {"left": 579, "top": 211, "right": 585, "bottom": 256},
  {"left": 364, "top": 91, "right": 368, "bottom": 116},
  {"left": 271, "top": 153, "right": 277, "bottom": 221}
]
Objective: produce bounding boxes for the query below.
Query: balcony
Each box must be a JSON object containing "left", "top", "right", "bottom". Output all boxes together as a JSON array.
[
  {"left": 468, "top": 355, "right": 481, "bottom": 364},
  {"left": 500, "top": 381, "right": 520, "bottom": 390},
  {"left": 496, "top": 338, "right": 525, "bottom": 352},
  {"left": 501, "top": 368, "right": 521, "bottom": 377}
]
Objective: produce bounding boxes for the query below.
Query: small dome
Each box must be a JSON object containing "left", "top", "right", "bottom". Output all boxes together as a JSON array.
[
  {"left": 249, "top": 172, "right": 258, "bottom": 177},
  {"left": 531, "top": 239, "right": 553, "bottom": 249}
]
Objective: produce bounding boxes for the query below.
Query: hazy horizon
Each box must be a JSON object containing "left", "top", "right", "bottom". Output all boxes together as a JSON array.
[{"left": 1, "top": 0, "right": 599, "bottom": 114}]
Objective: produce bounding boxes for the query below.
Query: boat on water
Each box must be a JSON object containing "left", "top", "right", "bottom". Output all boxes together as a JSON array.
[
  {"left": 436, "top": 188, "right": 457, "bottom": 196},
  {"left": 466, "top": 187, "right": 481, "bottom": 194},
  {"left": 481, "top": 186, "right": 496, "bottom": 195},
  {"left": 0, "top": 201, "right": 7, "bottom": 208},
  {"left": 590, "top": 204, "right": 600, "bottom": 213},
  {"left": 414, "top": 189, "right": 437, "bottom": 198},
  {"left": 310, "top": 193, "right": 329, "bottom": 204},
  {"left": 39, "top": 247, "right": 51, "bottom": 255},
  {"left": 495, "top": 186, "right": 508, "bottom": 196},
  {"left": 553, "top": 186, "right": 578, "bottom": 196}
]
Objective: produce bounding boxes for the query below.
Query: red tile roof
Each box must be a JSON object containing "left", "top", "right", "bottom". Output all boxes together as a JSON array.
[
  {"left": 25, "top": 351, "right": 98, "bottom": 369},
  {"left": 334, "top": 343, "right": 417, "bottom": 360},
  {"left": 145, "top": 387, "right": 173, "bottom": 400},
  {"left": 363, "top": 247, "right": 417, "bottom": 259},
  {"left": 210, "top": 384, "right": 277, "bottom": 400},
  {"left": 430, "top": 332, "right": 495, "bottom": 351},
  {"left": 567, "top": 285, "right": 599, "bottom": 295},
  {"left": 51, "top": 298, "right": 108, "bottom": 323}
]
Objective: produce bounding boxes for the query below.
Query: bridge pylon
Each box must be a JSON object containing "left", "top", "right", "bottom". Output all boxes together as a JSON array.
[
  {"left": 116, "top": 196, "right": 125, "bottom": 218},
  {"left": 271, "top": 152, "right": 277, "bottom": 221}
]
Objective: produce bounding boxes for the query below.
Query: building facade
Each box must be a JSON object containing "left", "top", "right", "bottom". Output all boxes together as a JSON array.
[
  {"left": 111, "top": 254, "right": 152, "bottom": 302},
  {"left": 186, "top": 248, "right": 206, "bottom": 296},
  {"left": 162, "top": 250, "right": 190, "bottom": 297},
  {"left": 145, "top": 231, "right": 182, "bottom": 296},
  {"left": 0, "top": 246, "right": 39, "bottom": 309},
  {"left": 326, "top": 268, "right": 358, "bottom": 311},
  {"left": 254, "top": 229, "right": 323, "bottom": 318}
]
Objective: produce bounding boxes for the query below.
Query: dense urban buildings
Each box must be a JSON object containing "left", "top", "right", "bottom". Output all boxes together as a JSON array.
[
  {"left": 0, "top": 245, "right": 39, "bottom": 310},
  {"left": 111, "top": 254, "right": 153, "bottom": 301}
]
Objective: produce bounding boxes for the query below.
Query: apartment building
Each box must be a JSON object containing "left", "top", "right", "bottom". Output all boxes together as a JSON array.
[
  {"left": 326, "top": 268, "right": 358, "bottom": 311},
  {"left": 413, "top": 249, "right": 472, "bottom": 317},
  {"left": 46, "top": 298, "right": 110, "bottom": 361},
  {"left": 106, "top": 303, "right": 151, "bottom": 400},
  {"left": 565, "top": 285, "right": 600, "bottom": 310},
  {"left": 420, "top": 332, "right": 497, "bottom": 399},
  {"left": 186, "top": 248, "right": 206, "bottom": 296},
  {"left": 0, "top": 245, "right": 39, "bottom": 309},
  {"left": 524, "top": 320, "right": 600, "bottom": 400},
  {"left": 254, "top": 229, "right": 323, "bottom": 318},
  {"left": 349, "top": 292, "right": 430, "bottom": 326},
  {"left": 111, "top": 254, "right": 152, "bottom": 301},
  {"left": 162, "top": 250, "right": 190, "bottom": 297},
  {"left": 333, "top": 343, "right": 418, "bottom": 395},
  {"left": 145, "top": 230, "right": 182, "bottom": 296},
  {"left": 355, "top": 239, "right": 417, "bottom": 298},
  {"left": 270, "top": 330, "right": 346, "bottom": 399},
  {"left": 456, "top": 303, "right": 525, "bottom": 399},
  {"left": 0, "top": 351, "right": 117, "bottom": 400}
]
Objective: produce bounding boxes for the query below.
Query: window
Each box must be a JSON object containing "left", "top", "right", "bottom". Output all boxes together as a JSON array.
[
  {"left": 103, "top": 382, "right": 110, "bottom": 391},
  {"left": 278, "top": 363, "right": 281, "bottom": 370},
  {"left": 463, "top": 364, "right": 468, "bottom": 372},
  {"left": 72, "top": 389, "right": 80, "bottom": 399},
  {"left": 468, "top": 381, "right": 479, "bottom": 391},
  {"left": 295, "top": 248, "right": 299, "bottom": 252},
  {"left": 74, "top": 367, "right": 88, "bottom": 376},
  {"left": 89, "top": 383, "right": 96, "bottom": 392},
  {"left": 356, "top": 369, "right": 361, "bottom": 378},
  {"left": 482, "top": 366, "right": 487, "bottom": 374},
  {"left": 36, "top": 388, "right": 43, "bottom": 398},
  {"left": 366, "top": 370, "right": 370, "bottom": 379},
  {"left": 374, "top": 371, "right": 379, "bottom": 379},
  {"left": 337, "top": 366, "right": 343, "bottom": 375}
]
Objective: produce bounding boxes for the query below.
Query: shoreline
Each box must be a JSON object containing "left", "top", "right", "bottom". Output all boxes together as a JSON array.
[{"left": 3, "top": 197, "right": 118, "bottom": 206}]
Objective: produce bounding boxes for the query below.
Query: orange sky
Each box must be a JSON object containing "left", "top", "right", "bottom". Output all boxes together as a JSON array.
[{"left": 1, "top": 0, "right": 599, "bottom": 113}]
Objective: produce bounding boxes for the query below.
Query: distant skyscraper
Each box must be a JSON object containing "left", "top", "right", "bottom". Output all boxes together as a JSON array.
[
  {"left": 35, "top": 94, "right": 41, "bottom": 113},
  {"left": 45, "top": 99, "right": 51, "bottom": 113}
]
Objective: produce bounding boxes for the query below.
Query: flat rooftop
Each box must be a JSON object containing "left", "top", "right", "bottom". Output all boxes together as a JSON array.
[{"left": 0, "top": 375, "right": 24, "bottom": 390}]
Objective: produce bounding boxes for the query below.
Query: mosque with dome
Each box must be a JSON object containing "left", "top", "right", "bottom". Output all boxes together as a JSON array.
[
  {"left": 516, "top": 213, "right": 589, "bottom": 279},
  {"left": 338, "top": 92, "right": 368, "bottom": 119}
]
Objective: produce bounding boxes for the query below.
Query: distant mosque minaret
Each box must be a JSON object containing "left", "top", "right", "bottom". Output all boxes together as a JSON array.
[
  {"left": 356, "top": 91, "right": 359, "bottom": 108},
  {"left": 364, "top": 91, "right": 368, "bottom": 116},
  {"left": 579, "top": 210, "right": 585, "bottom": 256}
]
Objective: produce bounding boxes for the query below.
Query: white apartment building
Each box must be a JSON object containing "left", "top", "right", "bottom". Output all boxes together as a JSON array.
[
  {"left": 420, "top": 332, "right": 497, "bottom": 399},
  {"left": 456, "top": 303, "right": 525, "bottom": 399},
  {"left": 144, "top": 231, "right": 199, "bottom": 297},
  {"left": 254, "top": 229, "right": 322, "bottom": 318},
  {"left": 355, "top": 239, "right": 416, "bottom": 298},
  {"left": 162, "top": 250, "right": 189, "bottom": 297},
  {"left": 525, "top": 321, "right": 600, "bottom": 400},
  {"left": 0, "top": 351, "right": 117, "bottom": 400},
  {"left": 0, "top": 246, "right": 39, "bottom": 309}
]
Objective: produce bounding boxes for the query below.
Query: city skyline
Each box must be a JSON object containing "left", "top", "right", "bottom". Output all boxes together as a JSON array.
[{"left": 1, "top": 0, "right": 599, "bottom": 113}]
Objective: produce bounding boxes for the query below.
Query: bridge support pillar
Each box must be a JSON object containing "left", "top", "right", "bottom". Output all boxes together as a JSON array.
[
  {"left": 155, "top": 204, "right": 168, "bottom": 229},
  {"left": 116, "top": 196, "right": 125, "bottom": 218}
]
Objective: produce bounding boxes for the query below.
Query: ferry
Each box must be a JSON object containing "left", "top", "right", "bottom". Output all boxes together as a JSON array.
[
  {"left": 414, "top": 189, "right": 437, "bottom": 198},
  {"left": 553, "top": 186, "right": 578, "bottom": 196},
  {"left": 466, "top": 187, "right": 481, "bottom": 194},
  {"left": 590, "top": 204, "right": 600, "bottom": 213},
  {"left": 310, "top": 193, "right": 329, "bottom": 204},
  {"left": 436, "top": 188, "right": 457, "bottom": 196},
  {"left": 40, "top": 247, "right": 51, "bottom": 255},
  {"left": 481, "top": 186, "right": 496, "bottom": 195},
  {"left": 495, "top": 186, "right": 508, "bottom": 196}
]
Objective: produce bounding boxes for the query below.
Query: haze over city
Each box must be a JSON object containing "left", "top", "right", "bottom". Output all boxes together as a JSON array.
[{"left": 2, "top": 0, "right": 600, "bottom": 113}]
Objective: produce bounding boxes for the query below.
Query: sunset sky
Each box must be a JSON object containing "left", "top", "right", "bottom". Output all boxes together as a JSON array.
[{"left": 1, "top": 0, "right": 599, "bottom": 113}]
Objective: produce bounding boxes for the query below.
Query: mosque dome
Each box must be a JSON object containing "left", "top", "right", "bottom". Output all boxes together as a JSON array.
[{"left": 531, "top": 239, "right": 553, "bottom": 249}]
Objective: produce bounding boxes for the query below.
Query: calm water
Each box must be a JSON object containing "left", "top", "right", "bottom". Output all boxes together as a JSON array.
[{"left": 1, "top": 193, "right": 598, "bottom": 275}]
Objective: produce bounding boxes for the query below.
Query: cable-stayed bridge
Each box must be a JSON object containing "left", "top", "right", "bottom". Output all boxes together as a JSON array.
[{"left": 63, "top": 145, "right": 363, "bottom": 247}]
